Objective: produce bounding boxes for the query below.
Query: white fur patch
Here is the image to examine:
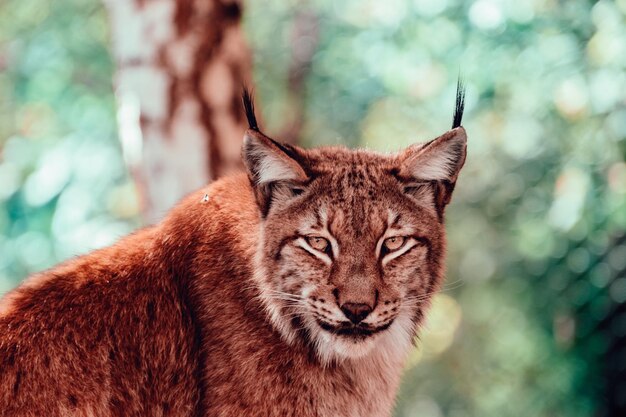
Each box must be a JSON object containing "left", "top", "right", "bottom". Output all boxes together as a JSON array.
[
  {"left": 298, "top": 207, "right": 340, "bottom": 259},
  {"left": 251, "top": 228, "right": 299, "bottom": 345},
  {"left": 376, "top": 212, "right": 417, "bottom": 264},
  {"left": 409, "top": 149, "right": 458, "bottom": 180},
  {"left": 404, "top": 128, "right": 466, "bottom": 181},
  {"left": 381, "top": 238, "right": 420, "bottom": 267},
  {"left": 296, "top": 237, "right": 333, "bottom": 266},
  {"left": 251, "top": 145, "right": 302, "bottom": 184}
]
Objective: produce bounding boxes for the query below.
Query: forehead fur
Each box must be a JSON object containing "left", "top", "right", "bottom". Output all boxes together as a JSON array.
[
  {"left": 300, "top": 146, "right": 400, "bottom": 173},
  {"left": 296, "top": 146, "right": 402, "bottom": 205},
  {"left": 266, "top": 146, "right": 438, "bottom": 239}
]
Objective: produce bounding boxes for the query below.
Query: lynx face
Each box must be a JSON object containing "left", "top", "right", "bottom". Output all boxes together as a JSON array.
[
  {"left": 243, "top": 127, "right": 466, "bottom": 363},
  {"left": 241, "top": 89, "right": 466, "bottom": 363}
]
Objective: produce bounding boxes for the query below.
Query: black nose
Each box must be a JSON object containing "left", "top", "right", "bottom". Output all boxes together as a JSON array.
[{"left": 340, "top": 303, "right": 372, "bottom": 324}]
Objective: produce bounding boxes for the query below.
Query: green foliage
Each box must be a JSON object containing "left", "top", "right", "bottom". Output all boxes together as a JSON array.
[{"left": 0, "top": 0, "right": 140, "bottom": 292}]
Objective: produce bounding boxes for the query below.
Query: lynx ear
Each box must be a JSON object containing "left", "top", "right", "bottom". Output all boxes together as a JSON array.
[
  {"left": 243, "top": 130, "right": 308, "bottom": 185},
  {"left": 242, "top": 130, "right": 309, "bottom": 215},
  {"left": 399, "top": 127, "right": 467, "bottom": 182},
  {"left": 397, "top": 127, "right": 467, "bottom": 216},
  {"left": 241, "top": 88, "right": 308, "bottom": 214},
  {"left": 401, "top": 71, "right": 467, "bottom": 181},
  {"left": 241, "top": 87, "right": 307, "bottom": 186}
]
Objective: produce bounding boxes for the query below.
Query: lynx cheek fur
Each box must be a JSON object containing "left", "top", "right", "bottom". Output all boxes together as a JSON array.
[{"left": 0, "top": 83, "right": 466, "bottom": 417}]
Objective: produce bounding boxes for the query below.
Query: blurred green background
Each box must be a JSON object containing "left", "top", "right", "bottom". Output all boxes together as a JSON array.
[{"left": 1, "top": 0, "right": 625, "bottom": 416}]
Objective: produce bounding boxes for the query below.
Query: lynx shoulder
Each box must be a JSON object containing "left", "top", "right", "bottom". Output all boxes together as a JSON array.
[{"left": 0, "top": 82, "right": 467, "bottom": 417}]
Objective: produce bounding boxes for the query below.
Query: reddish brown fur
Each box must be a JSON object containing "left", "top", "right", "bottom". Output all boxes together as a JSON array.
[{"left": 0, "top": 127, "right": 466, "bottom": 416}]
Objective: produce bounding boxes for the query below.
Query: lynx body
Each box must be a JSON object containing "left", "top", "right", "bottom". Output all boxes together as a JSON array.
[{"left": 0, "top": 87, "right": 467, "bottom": 417}]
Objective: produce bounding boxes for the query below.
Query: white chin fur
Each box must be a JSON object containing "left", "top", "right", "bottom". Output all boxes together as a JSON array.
[
  {"left": 302, "top": 315, "right": 373, "bottom": 365},
  {"left": 302, "top": 311, "right": 415, "bottom": 366},
  {"left": 326, "top": 334, "right": 379, "bottom": 360}
]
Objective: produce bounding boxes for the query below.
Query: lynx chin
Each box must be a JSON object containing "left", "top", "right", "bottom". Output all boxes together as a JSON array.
[{"left": 0, "top": 80, "right": 467, "bottom": 417}]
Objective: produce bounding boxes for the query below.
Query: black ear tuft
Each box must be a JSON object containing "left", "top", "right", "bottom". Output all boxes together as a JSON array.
[
  {"left": 242, "top": 87, "right": 259, "bottom": 131},
  {"left": 452, "top": 75, "right": 466, "bottom": 129}
]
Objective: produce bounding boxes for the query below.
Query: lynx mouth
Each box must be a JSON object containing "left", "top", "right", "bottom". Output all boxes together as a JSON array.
[{"left": 316, "top": 320, "right": 393, "bottom": 338}]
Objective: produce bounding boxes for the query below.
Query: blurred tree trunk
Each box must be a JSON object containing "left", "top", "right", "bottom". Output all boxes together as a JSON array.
[{"left": 103, "top": 0, "right": 252, "bottom": 223}]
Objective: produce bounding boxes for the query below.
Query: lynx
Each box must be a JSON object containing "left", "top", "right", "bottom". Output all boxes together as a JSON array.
[{"left": 0, "top": 82, "right": 467, "bottom": 417}]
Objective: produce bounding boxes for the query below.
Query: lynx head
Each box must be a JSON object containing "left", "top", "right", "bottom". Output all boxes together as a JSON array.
[{"left": 242, "top": 83, "right": 467, "bottom": 364}]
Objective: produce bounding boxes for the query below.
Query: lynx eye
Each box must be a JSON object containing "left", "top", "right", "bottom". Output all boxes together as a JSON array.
[
  {"left": 383, "top": 236, "right": 405, "bottom": 252},
  {"left": 306, "top": 236, "right": 330, "bottom": 252}
]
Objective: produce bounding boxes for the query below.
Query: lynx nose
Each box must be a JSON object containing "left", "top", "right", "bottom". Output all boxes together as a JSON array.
[{"left": 340, "top": 303, "right": 372, "bottom": 324}]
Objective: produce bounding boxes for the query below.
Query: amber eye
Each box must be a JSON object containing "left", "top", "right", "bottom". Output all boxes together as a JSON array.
[
  {"left": 383, "top": 236, "right": 405, "bottom": 252},
  {"left": 306, "top": 236, "right": 330, "bottom": 252}
]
